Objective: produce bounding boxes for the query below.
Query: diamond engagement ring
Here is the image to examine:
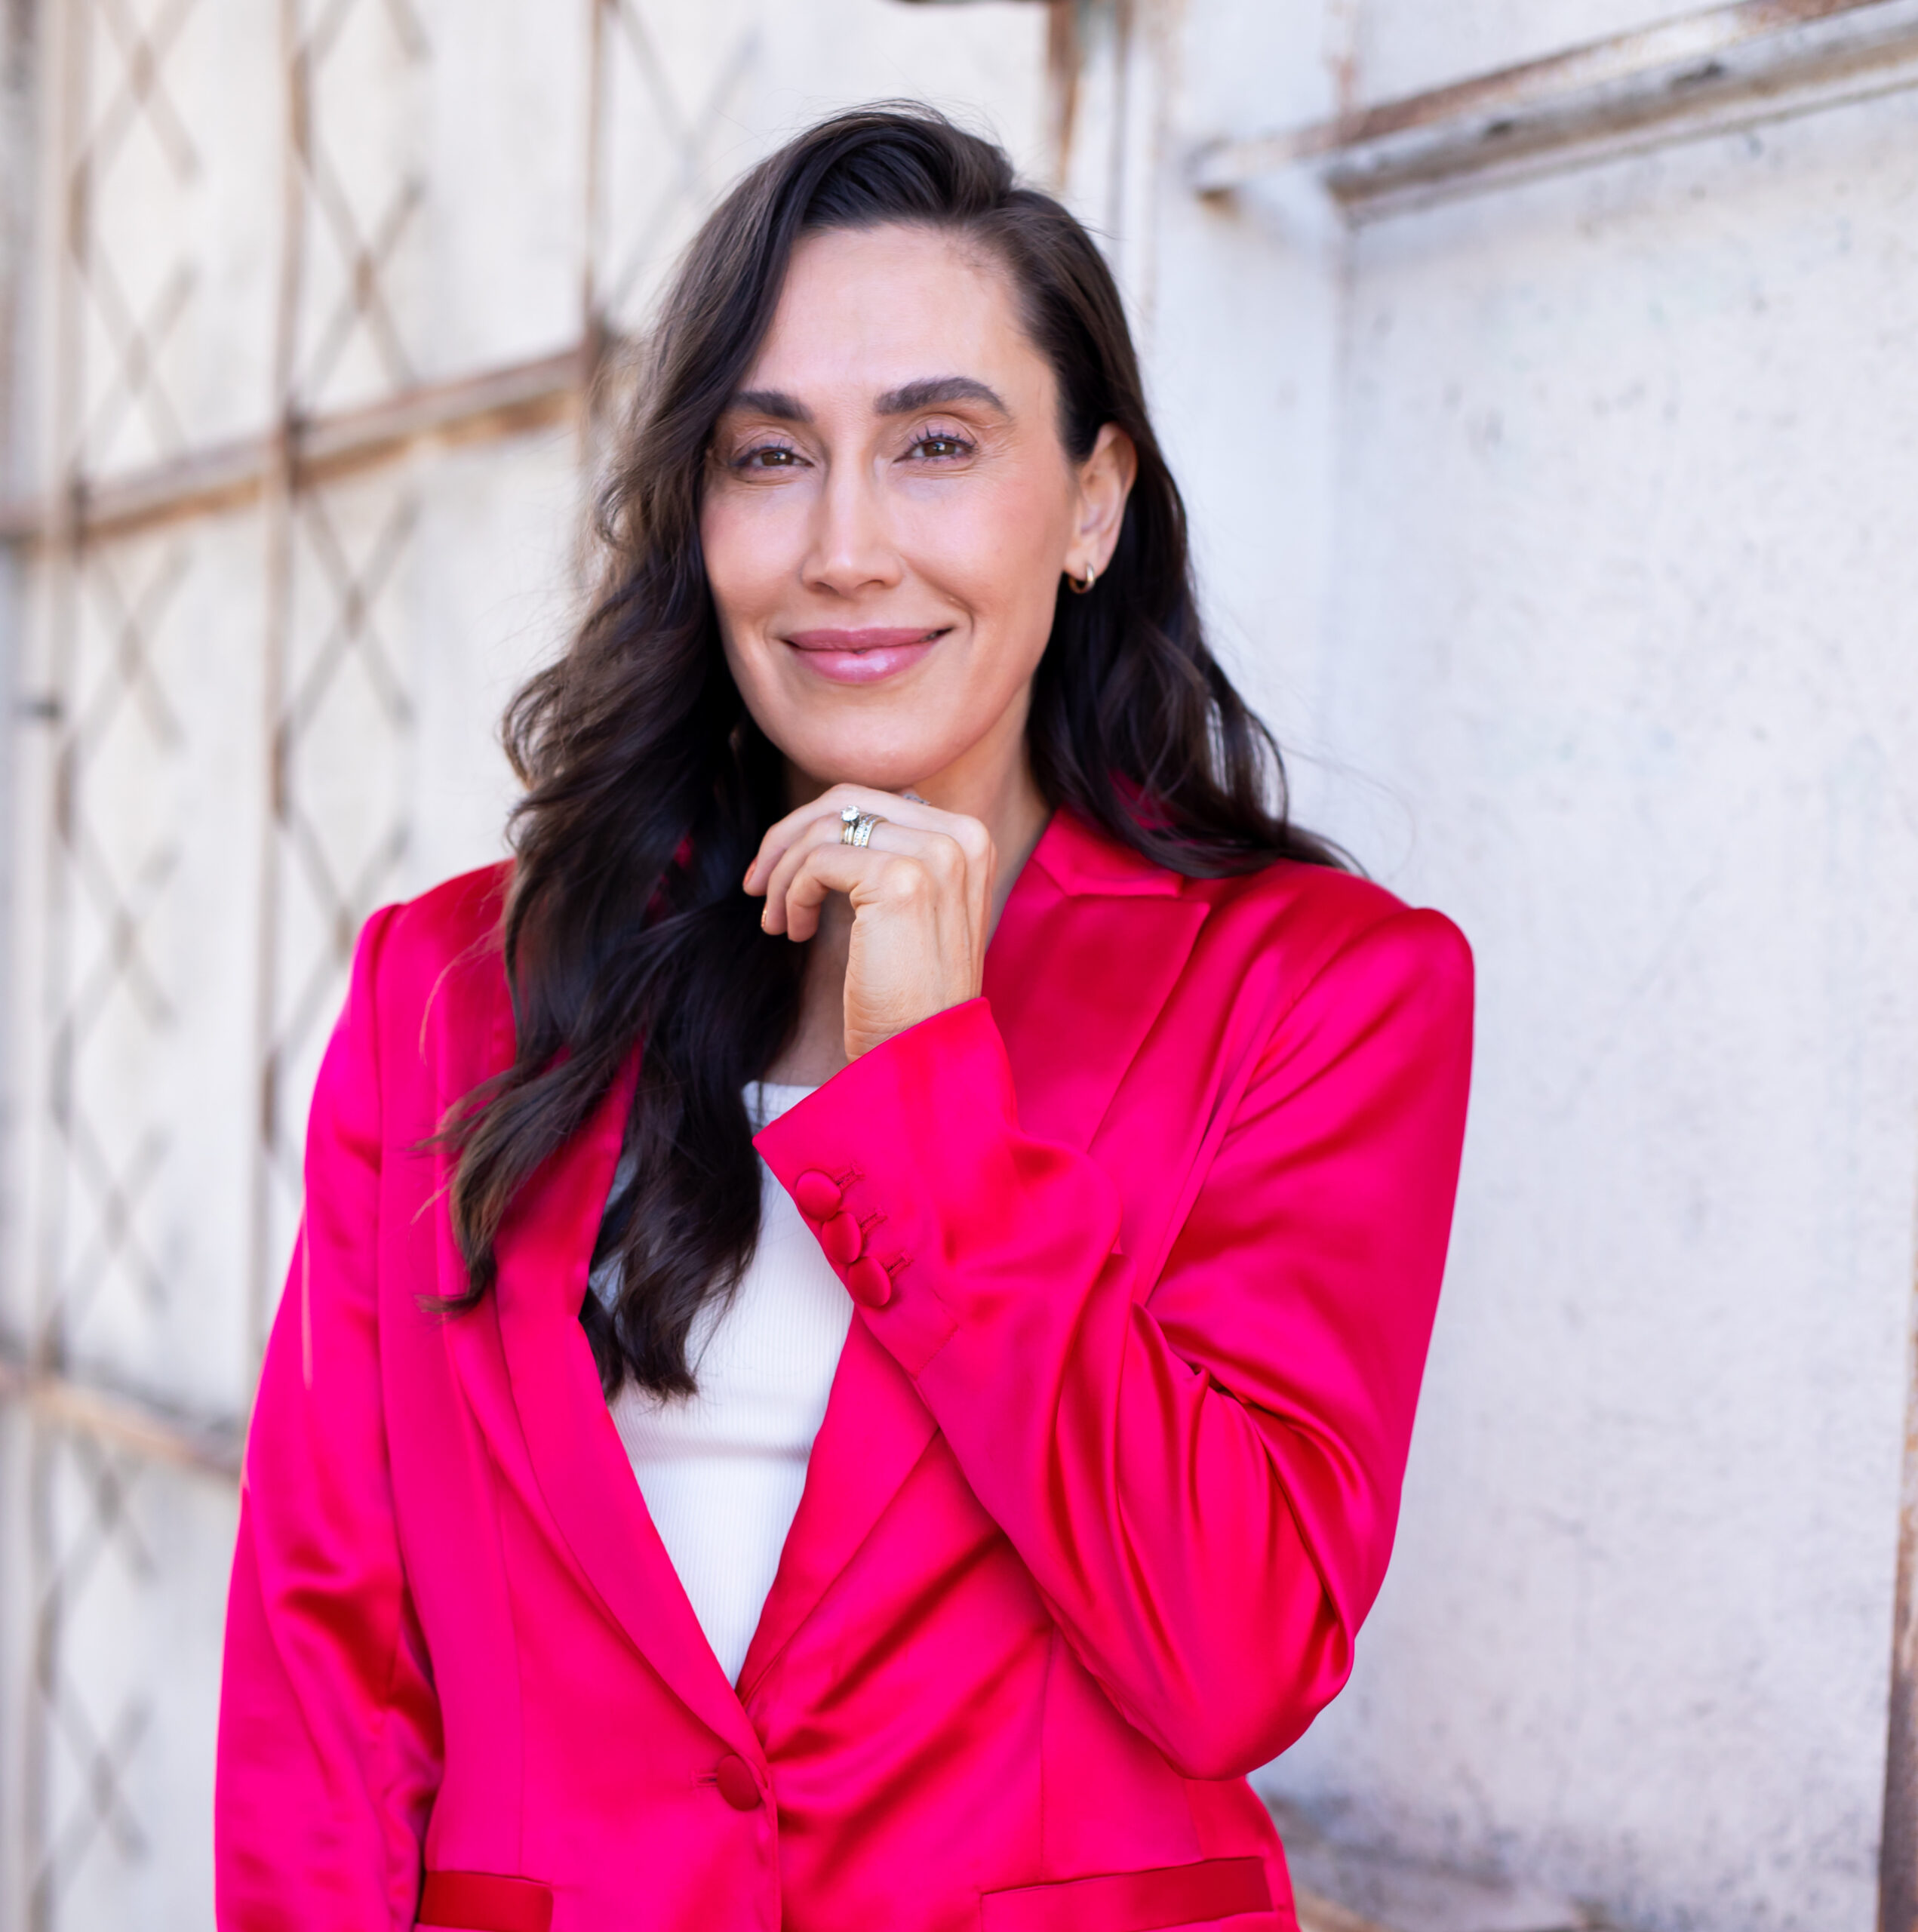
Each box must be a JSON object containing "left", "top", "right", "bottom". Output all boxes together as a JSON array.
[{"left": 839, "top": 807, "right": 883, "bottom": 848}]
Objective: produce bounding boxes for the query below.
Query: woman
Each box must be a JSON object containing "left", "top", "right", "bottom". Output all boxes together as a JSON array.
[{"left": 216, "top": 107, "right": 1472, "bottom": 1932}]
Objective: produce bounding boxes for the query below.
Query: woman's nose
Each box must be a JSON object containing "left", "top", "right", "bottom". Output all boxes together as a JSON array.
[{"left": 801, "top": 459, "right": 902, "bottom": 596}]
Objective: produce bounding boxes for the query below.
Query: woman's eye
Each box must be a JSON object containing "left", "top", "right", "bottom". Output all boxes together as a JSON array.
[
  {"left": 909, "top": 432, "right": 973, "bottom": 461},
  {"left": 736, "top": 445, "right": 802, "bottom": 470}
]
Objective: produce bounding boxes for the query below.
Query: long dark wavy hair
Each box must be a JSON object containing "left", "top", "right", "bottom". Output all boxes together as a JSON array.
[{"left": 440, "top": 105, "right": 1342, "bottom": 1397}]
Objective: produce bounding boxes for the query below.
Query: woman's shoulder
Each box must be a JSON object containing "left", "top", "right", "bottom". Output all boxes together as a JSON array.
[
  {"left": 1184, "top": 856, "right": 1471, "bottom": 1035},
  {"left": 1197, "top": 855, "right": 1473, "bottom": 1012},
  {"left": 1047, "top": 808, "right": 1468, "bottom": 982},
  {"left": 1200, "top": 851, "right": 1465, "bottom": 948},
  {"left": 358, "top": 860, "right": 515, "bottom": 1035}
]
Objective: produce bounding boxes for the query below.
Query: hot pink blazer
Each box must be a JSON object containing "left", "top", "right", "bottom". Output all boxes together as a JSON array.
[{"left": 215, "top": 807, "right": 1472, "bottom": 1932}]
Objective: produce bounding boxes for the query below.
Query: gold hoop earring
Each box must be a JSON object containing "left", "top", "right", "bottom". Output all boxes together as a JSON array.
[{"left": 1068, "top": 564, "right": 1098, "bottom": 595}]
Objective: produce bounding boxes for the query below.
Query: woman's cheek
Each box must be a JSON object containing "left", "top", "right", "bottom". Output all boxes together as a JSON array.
[
  {"left": 902, "top": 486, "right": 1044, "bottom": 606},
  {"left": 703, "top": 500, "right": 789, "bottom": 631}
]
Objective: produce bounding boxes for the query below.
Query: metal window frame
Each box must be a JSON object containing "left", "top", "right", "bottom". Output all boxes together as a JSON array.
[{"left": 1189, "top": 0, "right": 1918, "bottom": 217}]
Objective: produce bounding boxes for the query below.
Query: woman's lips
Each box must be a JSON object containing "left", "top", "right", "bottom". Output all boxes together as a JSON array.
[{"left": 784, "top": 627, "right": 945, "bottom": 685}]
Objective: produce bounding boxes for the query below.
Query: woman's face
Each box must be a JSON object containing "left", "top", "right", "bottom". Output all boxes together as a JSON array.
[{"left": 702, "top": 222, "right": 1133, "bottom": 801}]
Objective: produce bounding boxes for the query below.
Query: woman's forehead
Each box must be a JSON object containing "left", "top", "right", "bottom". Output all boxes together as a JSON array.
[{"left": 739, "top": 224, "right": 1049, "bottom": 413}]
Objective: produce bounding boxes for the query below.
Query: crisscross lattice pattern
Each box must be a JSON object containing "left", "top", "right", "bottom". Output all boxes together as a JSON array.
[
  {"left": 595, "top": 0, "right": 762, "bottom": 334},
  {"left": 260, "top": 475, "right": 418, "bottom": 1292},
  {"left": 29, "top": 1434, "right": 154, "bottom": 1931},
  {"left": 69, "top": 0, "right": 203, "bottom": 477},
  {"left": 45, "top": 540, "right": 188, "bottom": 1360},
  {"left": 26, "top": 499, "right": 273, "bottom": 1930},
  {"left": 5, "top": 4, "right": 1053, "bottom": 1927},
  {"left": 287, "top": 0, "right": 429, "bottom": 412}
]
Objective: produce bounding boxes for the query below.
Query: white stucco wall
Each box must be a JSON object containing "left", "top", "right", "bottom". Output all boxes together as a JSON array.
[
  {"left": 1120, "top": 5, "right": 1918, "bottom": 1929},
  {"left": 0, "top": 8, "right": 1053, "bottom": 1928},
  {"left": 8, "top": 4, "right": 1915, "bottom": 1929},
  {"left": 1351, "top": 1, "right": 1690, "bottom": 103}
]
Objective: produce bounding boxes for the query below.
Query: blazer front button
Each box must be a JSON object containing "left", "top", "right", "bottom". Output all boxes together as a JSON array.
[
  {"left": 793, "top": 1171, "right": 841, "bottom": 1220},
  {"left": 847, "top": 1256, "right": 893, "bottom": 1309},
  {"left": 821, "top": 1211, "right": 862, "bottom": 1266},
  {"left": 714, "top": 1754, "right": 762, "bottom": 1810}
]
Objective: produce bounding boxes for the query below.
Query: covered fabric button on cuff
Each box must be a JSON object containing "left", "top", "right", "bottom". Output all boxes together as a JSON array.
[
  {"left": 821, "top": 1211, "right": 863, "bottom": 1266},
  {"left": 792, "top": 1170, "right": 841, "bottom": 1220},
  {"left": 847, "top": 1256, "right": 893, "bottom": 1309},
  {"left": 714, "top": 1754, "right": 762, "bottom": 1810}
]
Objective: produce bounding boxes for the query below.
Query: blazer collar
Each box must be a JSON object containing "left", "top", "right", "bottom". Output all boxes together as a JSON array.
[
  {"left": 448, "top": 805, "right": 1206, "bottom": 1733},
  {"left": 1027, "top": 801, "right": 1189, "bottom": 900},
  {"left": 985, "top": 807, "right": 1210, "bottom": 1152}
]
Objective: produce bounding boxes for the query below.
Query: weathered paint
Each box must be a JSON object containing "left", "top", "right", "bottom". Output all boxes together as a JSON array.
[
  {"left": 1110, "top": 5, "right": 1918, "bottom": 1927},
  {"left": 1883, "top": 1286, "right": 1918, "bottom": 1932},
  {"left": 1189, "top": 0, "right": 1918, "bottom": 196}
]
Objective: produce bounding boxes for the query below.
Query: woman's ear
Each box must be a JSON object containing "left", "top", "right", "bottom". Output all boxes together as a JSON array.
[{"left": 1069, "top": 423, "right": 1139, "bottom": 581}]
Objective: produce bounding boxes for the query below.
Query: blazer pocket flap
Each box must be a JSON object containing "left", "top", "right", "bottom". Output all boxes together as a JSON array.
[
  {"left": 982, "top": 1855, "right": 1273, "bottom": 1932},
  {"left": 418, "top": 1870, "right": 555, "bottom": 1932}
]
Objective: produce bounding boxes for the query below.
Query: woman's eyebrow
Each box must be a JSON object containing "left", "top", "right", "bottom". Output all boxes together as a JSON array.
[
  {"left": 874, "top": 376, "right": 1008, "bottom": 416},
  {"left": 723, "top": 377, "right": 1010, "bottom": 422},
  {"left": 727, "top": 388, "right": 812, "bottom": 423}
]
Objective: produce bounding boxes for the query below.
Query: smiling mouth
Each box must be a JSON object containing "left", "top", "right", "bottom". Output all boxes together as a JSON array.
[{"left": 782, "top": 627, "right": 949, "bottom": 685}]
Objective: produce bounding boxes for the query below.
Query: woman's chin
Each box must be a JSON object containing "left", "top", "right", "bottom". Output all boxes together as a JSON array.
[
  {"left": 791, "top": 755, "right": 942, "bottom": 797},
  {"left": 773, "top": 727, "right": 952, "bottom": 793}
]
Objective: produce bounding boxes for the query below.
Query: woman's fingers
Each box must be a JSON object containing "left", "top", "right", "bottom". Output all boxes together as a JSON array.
[
  {"left": 779, "top": 841, "right": 912, "bottom": 941},
  {"left": 757, "top": 804, "right": 888, "bottom": 931},
  {"left": 744, "top": 784, "right": 987, "bottom": 897},
  {"left": 742, "top": 785, "right": 902, "bottom": 893},
  {"left": 761, "top": 817, "right": 967, "bottom": 938}
]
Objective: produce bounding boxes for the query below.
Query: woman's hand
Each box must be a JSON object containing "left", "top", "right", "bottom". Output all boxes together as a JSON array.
[{"left": 745, "top": 785, "right": 997, "bottom": 1061}]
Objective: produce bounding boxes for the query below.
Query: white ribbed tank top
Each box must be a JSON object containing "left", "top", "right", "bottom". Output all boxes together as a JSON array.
[{"left": 598, "top": 1082, "right": 853, "bottom": 1684}]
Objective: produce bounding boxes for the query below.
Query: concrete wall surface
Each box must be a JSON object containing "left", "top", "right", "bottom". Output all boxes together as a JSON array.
[
  {"left": 2, "top": 4, "right": 1914, "bottom": 1932},
  {"left": 0, "top": 7, "right": 1049, "bottom": 1930},
  {"left": 1108, "top": 5, "right": 1918, "bottom": 1930}
]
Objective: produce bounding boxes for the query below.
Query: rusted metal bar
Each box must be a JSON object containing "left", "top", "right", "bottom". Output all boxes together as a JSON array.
[
  {"left": 1882, "top": 1279, "right": 1918, "bottom": 1932},
  {"left": 297, "top": 342, "right": 584, "bottom": 475},
  {"left": 0, "top": 1344, "right": 244, "bottom": 1481},
  {"left": 1190, "top": 0, "right": 1918, "bottom": 214},
  {"left": 1044, "top": 0, "right": 1083, "bottom": 189},
  {"left": 0, "top": 341, "right": 587, "bottom": 546},
  {"left": 1293, "top": 1890, "right": 1389, "bottom": 1932}
]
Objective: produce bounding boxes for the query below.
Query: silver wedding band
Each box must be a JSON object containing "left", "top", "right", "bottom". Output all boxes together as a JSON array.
[{"left": 839, "top": 807, "right": 884, "bottom": 848}]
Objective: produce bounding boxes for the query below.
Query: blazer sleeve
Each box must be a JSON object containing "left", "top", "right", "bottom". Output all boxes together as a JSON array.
[
  {"left": 755, "top": 905, "right": 1473, "bottom": 1780},
  {"left": 215, "top": 905, "right": 442, "bottom": 1930}
]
